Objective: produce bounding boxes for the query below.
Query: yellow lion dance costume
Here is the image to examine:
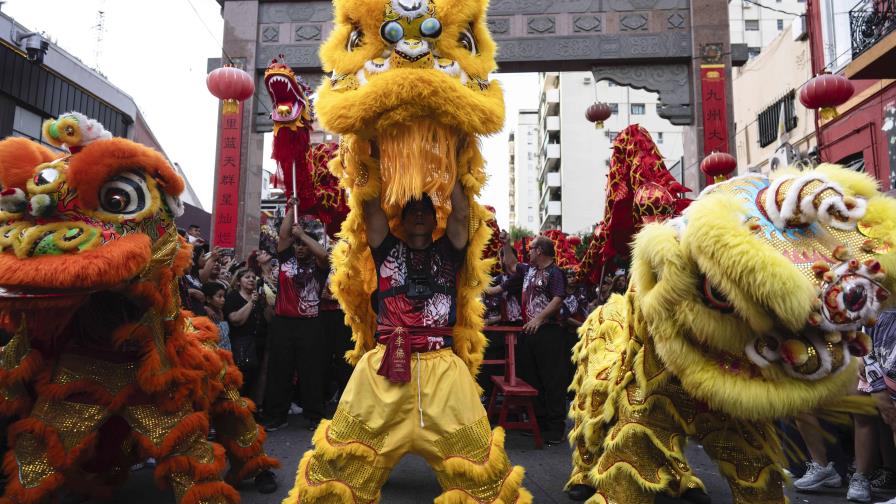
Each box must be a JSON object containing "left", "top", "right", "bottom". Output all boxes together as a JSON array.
[
  {"left": 0, "top": 113, "right": 277, "bottom": 504},
  {"left": 568, "top": 165, "right": 896, "bottom": 503},
  {"left": 283, "top": 0, "right": 530, "bottom": 502}
]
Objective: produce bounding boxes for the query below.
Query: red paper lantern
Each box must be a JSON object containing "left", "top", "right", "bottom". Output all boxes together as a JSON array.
[
  {"left": 799, "top": 72, "right": 854, "bottom": 121},
  {"left": 700, "top": 152, "right": 737, "bottom": 184},
  {"left": 207, "top": 65, "right": 255, "bottom": 115},
  {"left": 585, "top": 102, "right": 612, "bottom": 129}
]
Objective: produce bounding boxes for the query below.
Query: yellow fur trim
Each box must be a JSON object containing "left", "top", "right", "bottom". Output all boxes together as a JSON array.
[
  {"left": 441, "top": 427, "right": 509, "bottom": 484},
  {"left": 285, "top": 452, "right": 359, "bottom": 504},
  {"left": 434, "top": 465, "right": 532, "bottom": 504}
]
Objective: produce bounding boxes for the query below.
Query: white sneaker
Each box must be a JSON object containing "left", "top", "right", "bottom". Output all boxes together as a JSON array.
[
  {"left": 849, "top": 473, "right": 872, "bottom": 502},
  {"left": 794, "top": 461, "right": 842, "bottom": 491},
  {"left": 289, "top": 403, "right": 303, "bottom": 415}
]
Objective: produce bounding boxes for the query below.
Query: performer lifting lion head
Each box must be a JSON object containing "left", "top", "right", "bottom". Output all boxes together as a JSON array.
[{"left": 284, "top": 0, "right": 532, "bottom": 503}]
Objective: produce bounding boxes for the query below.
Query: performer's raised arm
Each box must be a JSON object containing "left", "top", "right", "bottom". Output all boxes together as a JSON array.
[
  {"left": 363, "top": 191, "right": 389, "bottom": 248},
  {"left": 445, "top": 180, "right": 470, "bottom": 250}
]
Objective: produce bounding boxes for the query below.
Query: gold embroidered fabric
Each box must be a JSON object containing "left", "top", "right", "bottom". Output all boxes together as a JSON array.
[
  {"left": 14, "top": 433, "right": 53, "bottom": 489},
  {"left": 434, "top": 415, "right": 492, "bottom": 463}
]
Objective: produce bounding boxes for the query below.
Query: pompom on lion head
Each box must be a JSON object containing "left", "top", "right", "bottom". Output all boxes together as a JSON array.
[{"left": 632, "top": 164, "right": 896, "bottom": 420}]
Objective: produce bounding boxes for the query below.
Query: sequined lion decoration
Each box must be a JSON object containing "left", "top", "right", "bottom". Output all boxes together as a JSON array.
[
  {"left": 568, "top": 164, "right": 896, "bottom": 503},
  {"left": 0, "top": 115, "right": 277, "bottom": 504}
]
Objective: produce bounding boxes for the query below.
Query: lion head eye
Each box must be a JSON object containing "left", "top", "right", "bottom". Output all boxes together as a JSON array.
[
  {"left": 99, "top": 171, "right": 150, "bottom": 216},
  {"left": 347, "top": 28, "right": 364, "bottom": 51},
  {"left": 458, "top": 28, "right": 477, "bottom": 54},
  {"left": 699, "top": 275, "right": 734, "bottom": 313}
]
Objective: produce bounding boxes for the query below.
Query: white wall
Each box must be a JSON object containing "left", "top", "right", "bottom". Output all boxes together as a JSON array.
[
  {"left": 513, "top": 111, "right": 540, "bottom": 233},
  {"left": 547, "top": 72, "right": 683, "bottom": 234}
]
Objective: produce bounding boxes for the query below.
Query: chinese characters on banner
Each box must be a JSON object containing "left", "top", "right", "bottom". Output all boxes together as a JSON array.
[
  {"left": 700, "top": 64, "right": 730, "bottom": 183},
  {"left": 212, "top": 106, "right": 243, "bottom": 248}
]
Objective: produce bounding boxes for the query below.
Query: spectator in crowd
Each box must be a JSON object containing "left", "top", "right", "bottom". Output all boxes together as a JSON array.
[
  {"left": 478, "top": 233, "right": 524, "bottom": 397},
  {"left": 864, "top": 306, "right": 896, "bottom": 504},
  {"left": 180, "top": 247, "right": 207, "bottom": 316},
  {"left": 487, "top": 234, "right": 568, "bottom": 444},
  {"left": 262, "top": 197, "right": 329, "bottom": 432},
  {"left": 187, "top": 224, "right": 206, "bottom": 246},
  {"left": 320, "top": 240, "right": 353, "bottom": 408},
  {"left": 792, "top": 306, "right": 896, "bottom": 503},
  {"left": 201, "top": 282, "right": 231, "bottom": 351},
  {"left": 248, "top": 249, "right": 278, "bottom": 405},
  {"left": 225, "top": 270, "right": 269, "bottom": 401}
]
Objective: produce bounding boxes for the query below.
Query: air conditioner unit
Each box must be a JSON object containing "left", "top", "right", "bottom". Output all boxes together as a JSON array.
[{"left": 768, "top": 143, "right": 798, "bottom": 171}]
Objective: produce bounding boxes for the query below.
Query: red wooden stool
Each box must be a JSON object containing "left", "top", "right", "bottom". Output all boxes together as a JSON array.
[{"left": 482, "top": 326, "right": 543, "bottom": 449}]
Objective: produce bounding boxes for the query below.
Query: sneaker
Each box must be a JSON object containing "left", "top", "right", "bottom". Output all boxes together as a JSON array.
[
  {"left": 261, "top": 417, "right": 288, "bottom": 432},
  {"left": 254, "top": 470, "right": 278, "bottom": 494},
  {"left": 872, "top": 467, "right": 896, "bottom": 492},
  {"left": 288, "top": 403, "right": 303, "bottom": 415},
  {"left": 849, "top": 473, "right": 872, "bottom": 502},
  {"left": 794, "top": 461, "right": 842, "bottom": 491}
]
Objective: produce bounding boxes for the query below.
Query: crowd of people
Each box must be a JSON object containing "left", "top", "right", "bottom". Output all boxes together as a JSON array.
[{"left": 176, "top": 196, "right": 353, "bottom": 435}]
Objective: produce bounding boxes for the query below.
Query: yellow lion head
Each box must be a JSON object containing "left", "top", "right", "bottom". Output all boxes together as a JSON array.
[{"left": 631, "top": 165, "right": 896, "bottom": 419}]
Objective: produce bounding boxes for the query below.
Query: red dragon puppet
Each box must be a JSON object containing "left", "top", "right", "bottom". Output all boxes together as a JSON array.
[
  {"left": 576, "top": 124, "right": 691, "bottom": 287},
  {"left": 264, "top": 57, "right": 348, "bottom": 236}
]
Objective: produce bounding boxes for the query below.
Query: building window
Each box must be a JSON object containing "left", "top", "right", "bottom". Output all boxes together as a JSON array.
[
  {"left": 745, "top": 20, "right": 759, "bottom": 31},
  {"left": 777, "top": 19, "right": 784, "bottom": 30},
  {"left": 609, "top": 103, "right": 619, "bottom": 114},
  {"left": 657, "top": 132, "right": 664, "bottom": 144},
  {"left": 747, "top": 47, "right": 761, "bottom": 59},
  {"left": 836, "top": 152, "right": 865, "bottom": 172},
  {"left": 606, "top": 131, "right": 618, "bottom": 141},
  {"left": 757, "top": 89, "right": 798, "bottom": 148},
  {"left": 631, "top": 103, "right": 646, "bottom": 115},
  {"left": 607, "top": 81, "right": 616, "bottom": 87}
]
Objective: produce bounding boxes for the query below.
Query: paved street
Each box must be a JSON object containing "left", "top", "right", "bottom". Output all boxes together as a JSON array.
[{"left": 68, "top": 418, "right": 895, "bottom": 503}]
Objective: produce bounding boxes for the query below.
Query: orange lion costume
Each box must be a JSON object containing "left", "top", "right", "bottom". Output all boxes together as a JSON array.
[{"left": 0, "top": 112, "right": 277, "bottom": 504}]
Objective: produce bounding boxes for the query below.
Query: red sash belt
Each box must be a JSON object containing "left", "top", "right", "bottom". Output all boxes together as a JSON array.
[{"left": 376, "top": 325, "right": 453, "bottom": 383}]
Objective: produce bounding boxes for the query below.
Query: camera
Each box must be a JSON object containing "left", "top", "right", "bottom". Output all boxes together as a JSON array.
[
  {"left": 16, "top": 32, "right": 49, "bottom": 64},
  {"left": 406, "top": 274, "right": 434, "bottom": 300}
]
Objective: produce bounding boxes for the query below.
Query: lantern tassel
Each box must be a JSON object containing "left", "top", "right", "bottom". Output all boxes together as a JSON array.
[
  {"left": 713, "top": 175, "right": 728, "bottom": 184},
  {"left": 222, "top": 99, "right": 239, "bottom": 115},
  {"left": 820, "top": 106, "right": 839, "bottom": 121},
  {"left": 594, "top": 121, "right": 605, "bottom": 129}
]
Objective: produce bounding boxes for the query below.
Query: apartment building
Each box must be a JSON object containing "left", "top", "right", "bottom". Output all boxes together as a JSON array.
[{"left": 729, "top": 0, "right": 807, "bottom": 59}]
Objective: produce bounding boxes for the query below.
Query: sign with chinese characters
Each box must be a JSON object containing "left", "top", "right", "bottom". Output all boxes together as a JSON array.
[
  {"left": 212, "top": 105, "right": 243, "bottom": 247},
  {"left": 700, "top": 64, "right": 730, "bottom": 181}
]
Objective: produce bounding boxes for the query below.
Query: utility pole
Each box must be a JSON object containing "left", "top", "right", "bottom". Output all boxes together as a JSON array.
[{"left": 92, "top": 3, "right": 106, "bottom": 71}]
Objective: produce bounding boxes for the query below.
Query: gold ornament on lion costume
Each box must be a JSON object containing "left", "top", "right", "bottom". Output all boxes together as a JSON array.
[
  {"left": 284, "top": 0, "right": 532, "bottom": 503},
  {"left": 568, "top": 165, "right": 896, "bottom": 503}
]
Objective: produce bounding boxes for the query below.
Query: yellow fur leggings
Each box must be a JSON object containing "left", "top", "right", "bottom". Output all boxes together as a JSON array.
[{"left": 284, "top": 345, "right": 532, "bottom": 504}]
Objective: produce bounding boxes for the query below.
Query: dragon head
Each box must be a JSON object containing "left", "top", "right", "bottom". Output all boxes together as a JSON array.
[
  {"left": 632, "top": 165, "right": 896, "bottom": 419},
  {"left": 0, "top": 115, "right": 186, "bottom": 322},
  {"left": 264, "top": 57, "right": 313, "bottom": 130}
]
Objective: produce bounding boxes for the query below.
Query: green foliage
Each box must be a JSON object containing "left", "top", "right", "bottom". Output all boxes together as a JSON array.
[{"left": 508, "top": 226, "right": 535, "bottom": 242}]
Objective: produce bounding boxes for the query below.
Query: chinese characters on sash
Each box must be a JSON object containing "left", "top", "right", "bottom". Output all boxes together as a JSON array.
[
  {"left": 212, "top": 106, "right": 243, "bottom": 247},
  {"left": 700, "top": 64, "right": 730, "bottom": 183}
]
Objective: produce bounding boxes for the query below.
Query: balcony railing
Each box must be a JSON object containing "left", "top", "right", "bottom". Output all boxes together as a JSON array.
[{"left": 850, "top": 0, "right": 896, "bottom": 59}]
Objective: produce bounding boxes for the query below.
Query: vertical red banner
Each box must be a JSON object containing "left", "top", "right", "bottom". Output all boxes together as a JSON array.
[
  {"left": 700, "top": 64, "right": 730, "bottom": 181},
  {"left": 212, "top": 105, "right": 243, "bottom": 248}
]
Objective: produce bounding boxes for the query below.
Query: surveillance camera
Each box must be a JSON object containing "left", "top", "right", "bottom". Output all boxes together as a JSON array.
[{"left": 17, "top": 33, "right": 48, "bottom": 64}]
